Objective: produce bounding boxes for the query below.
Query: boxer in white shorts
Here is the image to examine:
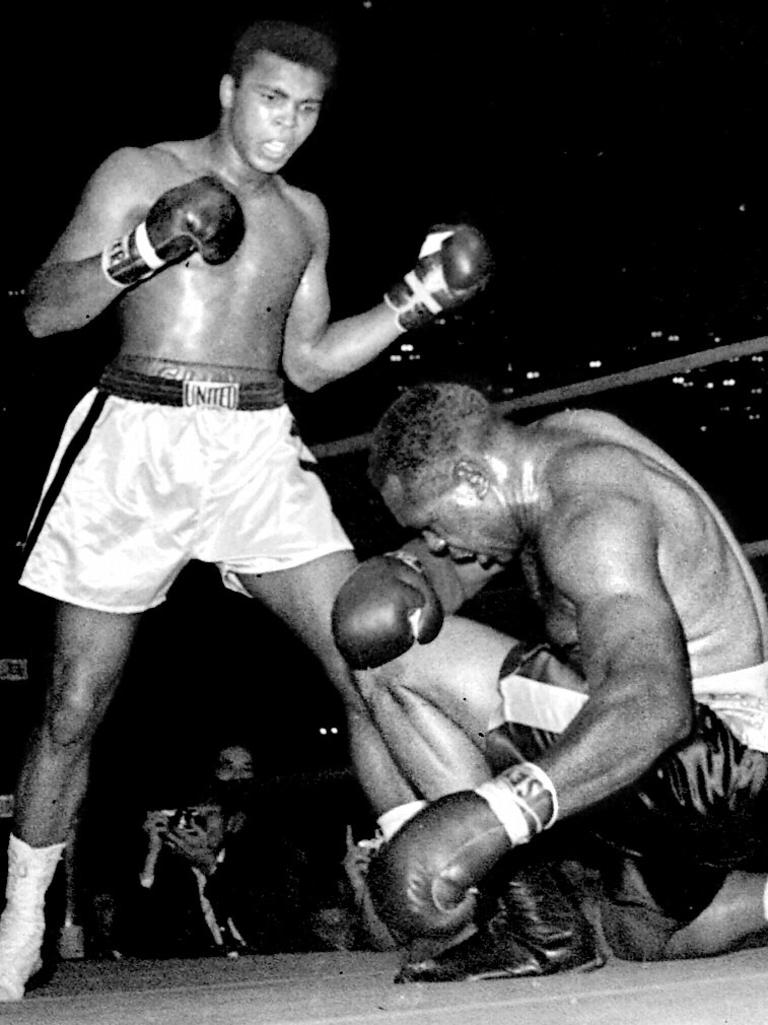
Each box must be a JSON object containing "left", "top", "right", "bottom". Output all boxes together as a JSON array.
[{"left": 0, "top": 18, "right": 493, "bottom": 1000}]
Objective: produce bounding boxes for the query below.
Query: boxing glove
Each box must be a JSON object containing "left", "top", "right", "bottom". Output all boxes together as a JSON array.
[
  {"left": 102, "top": 175, "right": 245, "bottom": 287},
  {"left": 368, "top": 764, "right": 559, "bottom": 940},
  {"left": 384, "top": 224, "right": 493, "bottom": 332},
  {"left": 367, "top": 791, "right": 508, "bottom": 940},
  {"left": 332, "top": 550, "right": 445, "bottom": 669},
  {"left": 396, "top": 860, "right": 605, "bottom": 982}
]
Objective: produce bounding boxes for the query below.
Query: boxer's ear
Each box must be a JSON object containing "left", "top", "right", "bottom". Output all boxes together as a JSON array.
[
  {"left": 453, "top": 459, "right": 490, "bottom": 499},
  {"left": 220, "top": 75, "right": 235, "bottom": 110},
  {"left": 380, "top": 474, "right": 410, "bottom": 523}
]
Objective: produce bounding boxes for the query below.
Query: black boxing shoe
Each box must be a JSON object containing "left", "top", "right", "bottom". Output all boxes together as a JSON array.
[{"left": 395, "top": 861, "right": 605, "bottom": 983}]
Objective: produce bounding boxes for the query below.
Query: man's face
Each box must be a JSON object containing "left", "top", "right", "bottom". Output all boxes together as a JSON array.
[
  {"left": 221, "top": 51, "right": 327, "bottom": 173},
  {"left": 381, "top": 474, "right": 515, "bottom": 567}
]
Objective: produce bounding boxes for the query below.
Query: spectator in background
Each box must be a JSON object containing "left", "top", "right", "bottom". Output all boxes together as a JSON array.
[
  {"left": 93, "top": 741, "right": 325, "bottom": 958},
  {"left": 337, "top": 824, "right": 396, "bottom": 951}
]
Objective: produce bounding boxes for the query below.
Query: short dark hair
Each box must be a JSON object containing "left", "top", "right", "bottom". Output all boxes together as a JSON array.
[
  {"left": 229, "top": 19, "right": 339, "bottom": 84},
  {"left": 368, "top": 383, "right": 492, "bottom": 502}
]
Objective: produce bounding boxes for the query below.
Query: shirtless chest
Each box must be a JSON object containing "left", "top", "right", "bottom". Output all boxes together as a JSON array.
[{"left": 116, "top": 174, "right": 315, "bottom": 375}]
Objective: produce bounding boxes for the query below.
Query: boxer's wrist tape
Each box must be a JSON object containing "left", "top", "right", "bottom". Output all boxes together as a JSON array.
[
  {"left": 376, "top": 800, "right": 427, "bottom": 841},
  {"left": 102, "top": 221, "right": 166, "bottom": 288},
  {"left": 763, "top": 877, "right": 768, "bottom": 922},
  {"left": 475, "top": 762, "right": 558, "bottom": 846},
  {"left": 384, "top": 230, "right": 456, "bottom": 332},
  {"left": 384, "top": 266, "right": 447, "bottom": 332}
]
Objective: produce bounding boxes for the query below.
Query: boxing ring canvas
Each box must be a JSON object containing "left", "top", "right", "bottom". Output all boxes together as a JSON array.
[{"left": 6, "top": 948, "right": 767, "bottom": 1025}]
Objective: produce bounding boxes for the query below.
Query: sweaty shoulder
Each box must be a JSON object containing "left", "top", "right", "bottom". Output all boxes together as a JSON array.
[
  {"left": 89, "top": 143, "right": 191, "bottom": 201},
  {"left": 275, "top": 179, "right": 329, "bottom": 247},
  {"left": 537, "top": 408, "right": 644, "bottom": 446},
  {"left": 48, "top": 144, "right": 194, "bottom": 261},
  {"left": 537, "top": 408, "right": 696, "bottom": 487},
  {"left": 534, "top": 411, "right": 650, "bottom": 493}
]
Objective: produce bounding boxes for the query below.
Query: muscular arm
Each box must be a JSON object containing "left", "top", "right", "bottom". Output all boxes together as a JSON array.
[
  {"left": 535, "top": 492, "right": 694, "bottom": 821},
  {"left": 24, "top": 148, "right": 156, "bottom": 337},
  {"left": 281, "top": 200, "right": 401, "bottom": 391}
]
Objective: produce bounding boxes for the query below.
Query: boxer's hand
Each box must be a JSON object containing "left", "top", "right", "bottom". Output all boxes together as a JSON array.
[
  {"left": 332, "top": 551, "right": 445, "bottom": 669},
  {"left": 102, "top": 176, "right": 245, "bottom": 287},
  {"left": 367, "top": 763, "right": 558, "bottom": 941},
  {"left": 367, "top": 791, "right": 510, "bottom": 940},
  {"left": 142, "top": 809, "right": 173, "bottom": 839},
  {"left": 384, "top": 224, "right": 493, "bottom": 331},
  {"left": 165, "top": 805, "right": 223, "bottom": 874}
]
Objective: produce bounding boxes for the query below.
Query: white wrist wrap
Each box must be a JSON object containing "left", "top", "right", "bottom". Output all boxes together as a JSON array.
[
  {"left": 474, "top": 779, "right": 534, "bottom": 845},
  {"left": 402, "top": 269, "right": 444, "bottom": 314},
  {"left": 383, "top": 228, "right": 456, "bottom": 332},
  {"left": 475, "top": 762, "right": 558, "bottom": 847},
  {"left": 133, "top": 220, "right": 165, "bottom": 269},
  {"left": 376, "top": 800, "right": 427, "bottom": 841}
]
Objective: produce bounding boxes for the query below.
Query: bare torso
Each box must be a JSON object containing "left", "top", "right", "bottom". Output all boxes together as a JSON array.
[
  {"left": 522, "top": 409, "right": 767, "bottom": 680},
  {"left": 109, "top": 139, "right": 320, "bottom": 382}
]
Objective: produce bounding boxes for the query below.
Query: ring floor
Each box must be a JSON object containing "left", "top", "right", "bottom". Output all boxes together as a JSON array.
[{"left": 4, "top": 947, "right": 766, "bottom": 1025}]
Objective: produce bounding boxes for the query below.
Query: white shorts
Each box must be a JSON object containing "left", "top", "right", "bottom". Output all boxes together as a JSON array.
[{"left": 20, "top": 390, "right": 352, "bottom": 613}]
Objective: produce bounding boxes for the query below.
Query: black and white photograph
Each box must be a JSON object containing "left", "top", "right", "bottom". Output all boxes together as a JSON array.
[{"left": 1, "top": 3, "right": 766, "bottom": 1022}]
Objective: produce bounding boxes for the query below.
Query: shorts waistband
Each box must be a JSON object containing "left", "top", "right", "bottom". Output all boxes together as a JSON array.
[{"left": 98, "top": 362, "right": 285, "bottom": 410}]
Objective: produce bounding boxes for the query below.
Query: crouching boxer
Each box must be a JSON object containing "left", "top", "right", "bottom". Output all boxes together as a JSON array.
[{"left": 332, "top": 382, "right": 768, "bottom": 982}]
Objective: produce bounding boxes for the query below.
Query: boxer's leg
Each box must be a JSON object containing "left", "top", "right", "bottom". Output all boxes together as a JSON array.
[
  {"left": 664, "top": 871, "right": 768, "bottom": 958},
  {"left": 15, "top": 602, "right": 141, "bottom": 844},
  {"left": 354, "top": 616, "right": 515, "bottom": 798},
  {"left": 603, "top": 860, "right": 768, "bottom": 960},
  {"left": 0, "top": 601, "right": 141, "bottom": 1000},
  {"left": 597, "top": 703, "right": 768, "bottom": 960},
  {"left": 237, "top": 551, "right": 418, "bottom": 814},
  {"left": 239, "top": 554, "right": 511, "bottom": 810}
]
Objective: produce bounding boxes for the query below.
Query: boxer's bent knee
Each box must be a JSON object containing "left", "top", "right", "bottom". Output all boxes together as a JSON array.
[{"left": 354, "top": 660, "right": 410, "bottom": 704}]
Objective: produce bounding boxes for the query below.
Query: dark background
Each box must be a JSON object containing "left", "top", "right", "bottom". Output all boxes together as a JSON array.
[{"left": 1, "top": 3, "right": 766, "bottom": 836}]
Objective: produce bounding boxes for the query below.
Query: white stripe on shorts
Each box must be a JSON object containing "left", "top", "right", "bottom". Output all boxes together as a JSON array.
[{"left": 490, "top": 674, "right": 588, "bottom": 734}]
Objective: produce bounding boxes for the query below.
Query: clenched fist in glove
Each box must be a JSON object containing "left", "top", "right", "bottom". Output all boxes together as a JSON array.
[
  {"left": 102, "top": 176, "right": 245, "bottom": 288},
  {"left": 332, "top": 550, "right": 445, "bottom": 669},
  {"left": 384, "top": 224, "right": 493, "bottom": 332},
  {"left": 367, "top": 762, "right": 559, "bottom": 941}
]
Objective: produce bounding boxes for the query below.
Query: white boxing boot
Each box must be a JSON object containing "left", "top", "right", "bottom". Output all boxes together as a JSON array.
[{"left": 0, "top": 835, "right": 65, "bottom": 1001}]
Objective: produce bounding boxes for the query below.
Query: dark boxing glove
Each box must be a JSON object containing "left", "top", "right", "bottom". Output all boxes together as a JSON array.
[
  {"left": 396, "top": 859, "right": 605, "bottom": 983},
  {"left": 368, "top": 763, "right": 559, "bottom": 941},
  {"left": 384, "top": 224, "right": 493, "bottom": 332},
  {"left": 332, "top": 550, "right": 445, "bottom": 669},
  {"left": 102, "top": 175, "right": 245, "bottom": 288}
]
